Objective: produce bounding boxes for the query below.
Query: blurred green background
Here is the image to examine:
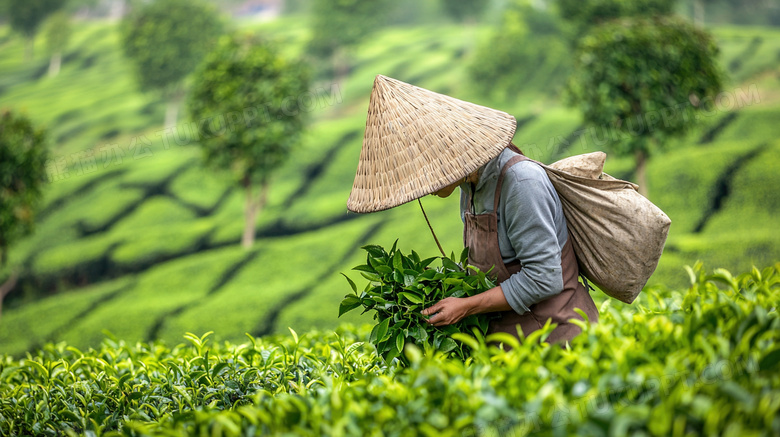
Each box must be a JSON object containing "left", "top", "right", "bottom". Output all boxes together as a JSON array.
[{"left": 0, "top": 0, "right": 779, "bottom": 357}]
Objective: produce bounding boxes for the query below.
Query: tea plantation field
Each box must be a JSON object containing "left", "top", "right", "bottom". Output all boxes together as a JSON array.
[
  {"left": 1, "top": 263, "right": 778, "bottom": 436},
  {"left": 0, "top": 16, "right": 779, "bottom": 359}
]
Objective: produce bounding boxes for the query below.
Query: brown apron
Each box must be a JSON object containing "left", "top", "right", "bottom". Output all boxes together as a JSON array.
[{"left": 464, "top": 155, "right": 599, "bottom": 344}]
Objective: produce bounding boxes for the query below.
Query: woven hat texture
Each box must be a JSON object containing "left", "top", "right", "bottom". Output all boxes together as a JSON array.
[{"left": 347, "top": 75, "right": 517, "bottom": 213}]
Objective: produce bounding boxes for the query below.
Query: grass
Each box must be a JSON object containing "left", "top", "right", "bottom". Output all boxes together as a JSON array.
[{"left": 0, "top": 16, "right": 778, "bottom": 356}]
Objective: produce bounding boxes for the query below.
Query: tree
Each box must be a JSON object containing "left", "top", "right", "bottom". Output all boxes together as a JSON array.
[
  {"left": 308, "top": 0, "right": 390, "bottom": 82},
  {"left": 121, "top": 0, "right": 224, "bottom": 127},
  {"left": 187, "top": 33, "right": 310, "bottom": 249},
  {"left": 441, "top": 0, "right": 489, "bottom": 23},
  {"left": 556, "top": 0, "right": 674, "bottom": 39},
  {"left": 0, "top": 110, "right": 49, "bottom": 317},
  {"left": 43, "top": 10, "right": 71, "bottom": 77},
  {"left": 469, "top": 0, "right": 570, "bottom": 101},
  {"left": 566, "top": 16, "right": 724, "bottom": 197},
  {"left": 7, "top": 0, "right": 64, "bottom": 60}
]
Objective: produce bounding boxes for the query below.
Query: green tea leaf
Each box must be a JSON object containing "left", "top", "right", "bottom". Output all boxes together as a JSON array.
[
  {"left": 759, "top": 348, "right": 780, "bottom": 372},
  {"left": 341, "top": 273, "right": 357, "bottom": 294},
  {"left": 398, "top": 292, "right": 423, "bottom": 304},
  {"left": 339, "top": 295, "right": 362, "bottom": 317},
  {"left": 211, "top": 362, "right": 229, "bottom": 379},
  {"left": 368, "top": 256, "right": 386, "bottom": 269},
  {"left": 410, "top": 325, "right": 428, "bottom": 342},
  {"left": 442, "top": 258, "right": 461, "bottom": 272},
  {"left": 420, "top": 269, "right": 437, "bottom": 280},
  {"left": 449, "top": 289, "right": 465, "bottom": 298},
  {"left": 395, "top": 333, "right": 405, "bottom": 355},
  {"left": 438, "top": 337, "right": 458, "bottom": 353},
  {"left": 360, "top": 272, "right": 381, "bottom": 282},
  {"left": 419, "top": 257, "right": 438, "bottom": 269},
  {"left": 362, "top": 245, "right": 385, "bottom": 258},
  {"left": 393, "top": 251, "right": 403, "bottom": 271},
  {"left": 460, "top": 247, "right": 469, "bottom": 265},
  {"left": 375, "top": 318, "right": 390, "bottom": 344},
  {"left": 24, "top": 360, "right": 49, "bottom": 378},
  {"left": 451, "top": 333, "right": 479, "bottom": 350},
  {"left": 375, "top": 265, "right": 392, "bottom": 275},
  {"left": 384, "top": 345, "right": 400, "bottom": 363}
]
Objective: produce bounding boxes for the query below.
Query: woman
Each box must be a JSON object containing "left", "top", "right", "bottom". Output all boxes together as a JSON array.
[{"left": 347, "top": 75, "right": 598, "bottom": 343}]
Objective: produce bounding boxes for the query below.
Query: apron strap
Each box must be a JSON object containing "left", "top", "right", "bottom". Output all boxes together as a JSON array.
[{"left": 494, "top": 154, "right": 528, "bottom": 211}]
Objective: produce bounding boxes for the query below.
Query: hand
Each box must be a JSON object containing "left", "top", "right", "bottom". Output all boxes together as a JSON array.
[{"left": 421, "top": 297, "right": 473, "bottom": 327}]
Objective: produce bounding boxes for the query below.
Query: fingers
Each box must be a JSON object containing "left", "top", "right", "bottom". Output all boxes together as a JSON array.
[
  {"left": 422, "top": 306, "right": 443, "bottom": 326},
  {"left": 430, "top": 315, "right": 447, "bottom": 327},
  {"left": 424, "top": 306, "right": 447, "bottom": 326},
  {"left": 421, "top": 298, "right": 462, "bottom": 326},
  {"left": 421, "top": 301, "right": 442, "bottom": 316}
]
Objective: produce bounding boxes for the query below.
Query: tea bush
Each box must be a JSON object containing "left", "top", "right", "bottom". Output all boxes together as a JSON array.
[
  {"left": 339, "top": 243, "right": 497, "bottom": 364},
  {"left": 1, "top": 263, "right": 778, "bottom": 436}
]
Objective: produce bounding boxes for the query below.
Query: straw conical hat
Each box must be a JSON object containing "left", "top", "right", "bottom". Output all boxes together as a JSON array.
[{"left": 347, "top": 75, "right": 517, "bottom": 213}]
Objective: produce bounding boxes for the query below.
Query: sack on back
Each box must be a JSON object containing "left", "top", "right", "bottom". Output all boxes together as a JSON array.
[{"left": 539, "top": 152, "right": 671, "bottom": 304}]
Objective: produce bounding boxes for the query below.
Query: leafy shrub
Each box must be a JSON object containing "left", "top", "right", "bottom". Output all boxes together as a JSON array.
[
  {"left": 1, "top": 264, "right": 779, "bottom": 436},
  {"left": 339, "top": 242, "right": 495, "bottom": 364}
]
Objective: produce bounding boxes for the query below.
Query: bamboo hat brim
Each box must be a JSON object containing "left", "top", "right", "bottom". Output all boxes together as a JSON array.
[{"left": 347, "top": 75, "right": 517, "bottom": 213}]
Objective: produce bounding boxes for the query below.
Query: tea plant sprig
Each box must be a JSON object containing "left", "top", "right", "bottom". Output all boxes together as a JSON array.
[{"left": 339, "top": 240, "right": 497, "bottom": 365}]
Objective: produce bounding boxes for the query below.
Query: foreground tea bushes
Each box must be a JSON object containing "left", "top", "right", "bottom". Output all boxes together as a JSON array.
[{"left": 1, "top": 263, "right": 779, "bottom": 436}]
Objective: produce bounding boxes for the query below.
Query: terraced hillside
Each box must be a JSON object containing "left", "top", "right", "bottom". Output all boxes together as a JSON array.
[{"left": 0, "top": 17, "right": 779, "bottom": 357}]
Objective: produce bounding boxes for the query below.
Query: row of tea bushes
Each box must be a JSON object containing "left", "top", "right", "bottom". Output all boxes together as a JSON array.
[{"left": 1, "top": 263, "right": 778, "bottom": 436}]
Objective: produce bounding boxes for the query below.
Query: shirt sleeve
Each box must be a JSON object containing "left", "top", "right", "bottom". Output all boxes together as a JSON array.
[{"left": 498, "top": 170, "right": 565, "bottom": 315}]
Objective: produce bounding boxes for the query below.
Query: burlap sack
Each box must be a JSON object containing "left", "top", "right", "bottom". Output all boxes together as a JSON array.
[{"left": 540, "top": 152, "right": 671, "bottom": 304}]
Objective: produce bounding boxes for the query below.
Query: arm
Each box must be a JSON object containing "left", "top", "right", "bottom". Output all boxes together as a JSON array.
[
  {"left": 421, "top": 285, "right": 511, "bottom": 327},
  {"left": 498, "top": 172, "right": 565, "bottom": 315},
  {"left": 422, "top": 165, "right": 564, "bottom": 325}
]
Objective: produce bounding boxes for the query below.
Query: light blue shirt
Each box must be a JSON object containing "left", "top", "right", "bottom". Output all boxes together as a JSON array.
[{"left": 459, "top": 148, "right": 568, "bottom": 315}]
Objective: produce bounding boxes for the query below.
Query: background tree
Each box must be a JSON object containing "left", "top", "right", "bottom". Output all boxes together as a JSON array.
[
  {"left": 308, "top": 0, "right": 391, "bottom": 83},
  {"left": 121, "top": 0, "right": 224, "bottom": 128},
  {"left": 0, "top": 110, "right": 49, "bottom": 317},
  {"left": 187, "top": 33, "right": 310, "bottom": 249},
  {"left": 43, "top": 10, "right": 71, "bottom": 77},
  {"left": 469, "top": 0, "right": 570, "bottom": 102},
  {"left": 441, "top": 0, "right": 489, "bottom": 23},
  {"left": 61, "top": 0, "right": 97, "bottom": 14},
  {"left": 566, "top": 15, "right": 724, "bottom": 197},
  {"left": 556, "top": 0, "right": 674, "bottom": 40},
  {"left": 7, "top": 0, "right": 64, "bottom": 61}
]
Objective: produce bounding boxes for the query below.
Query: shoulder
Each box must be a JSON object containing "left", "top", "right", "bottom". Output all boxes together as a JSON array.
[
  {"left": 505, "top": 159, "right": 548, "bottom": 184},
  {"left": 502, "top": 159, "right": 557, "bottom": 205}
]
